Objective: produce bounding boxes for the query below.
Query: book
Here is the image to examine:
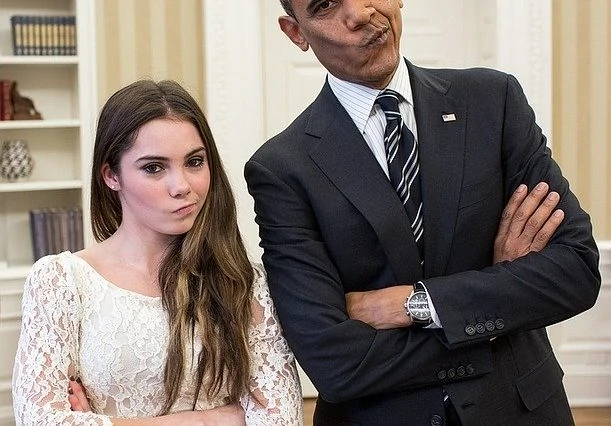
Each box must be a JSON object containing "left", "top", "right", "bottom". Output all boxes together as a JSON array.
[
  {"left": 0, "top": 80, "right": 13, "bottom": 121},
  {"left": 29, "top": 209, "right": 48, "bottom": 261},
  {"left": 10, "top": 16, "right": 24, "bottom": 55},
  {"left": 29, "top": 207, "right": 84, "bottom": 260}
]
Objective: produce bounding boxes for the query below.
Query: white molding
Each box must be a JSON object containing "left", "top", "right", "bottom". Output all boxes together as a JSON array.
[
  {"left": 495, "top": 0, "right": 553, "bottom": 145},
  {"left": 203, "top": 0, "right": 265, "bottom": 258},
  {"left": 556, "top": 240, "right": 611, "bottom": 406}
]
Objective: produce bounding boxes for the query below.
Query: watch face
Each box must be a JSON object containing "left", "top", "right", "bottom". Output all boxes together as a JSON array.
[{"left": 408, "top": 291, "right": 431, "bottom": 321}]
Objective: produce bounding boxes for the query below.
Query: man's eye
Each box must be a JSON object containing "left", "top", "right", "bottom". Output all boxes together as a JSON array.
[
  {"left": 312, "top": 0, "right": 334, "bottom": 14},
  {"left": 143, "top": 164, "right": 163, "bottom": 174}
]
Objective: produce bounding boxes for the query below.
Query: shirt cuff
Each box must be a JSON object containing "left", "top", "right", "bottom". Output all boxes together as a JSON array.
[{"left": 419, "top": 281, "right": 442, "bottom": 329}]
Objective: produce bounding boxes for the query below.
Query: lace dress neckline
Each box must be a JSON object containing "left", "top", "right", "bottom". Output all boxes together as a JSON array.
[{"left": 63, "top": 251, "right": 162, "bottom": 301}]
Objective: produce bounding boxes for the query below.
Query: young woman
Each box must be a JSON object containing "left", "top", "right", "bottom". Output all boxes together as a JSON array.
[{"left": 12, "top": 80, "right": 302, "bottom": 425}]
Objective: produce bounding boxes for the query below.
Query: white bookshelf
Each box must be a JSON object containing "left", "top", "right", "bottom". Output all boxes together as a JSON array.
[{"left": 0, "top": 1, "right": 96, "bottom": 424}]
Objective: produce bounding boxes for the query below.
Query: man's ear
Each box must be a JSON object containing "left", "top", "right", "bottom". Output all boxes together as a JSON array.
[{"left": 279, "top": 16, "right": 309, "bottom": 52}]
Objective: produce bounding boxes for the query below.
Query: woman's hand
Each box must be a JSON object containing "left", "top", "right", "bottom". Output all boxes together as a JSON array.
[
  {"left": 68, "top": 377, "right": 91, "bottom": 412},
  {"left": 69, "top": 379, "right": 245, "bottom": 426},
  {"left": 195, "top": 403, "right": 246, "bottom": 426}
]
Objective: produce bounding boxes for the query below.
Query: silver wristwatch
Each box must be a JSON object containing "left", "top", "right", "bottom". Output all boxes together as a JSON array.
[{"left": 404, "top": 281, "right": 432, "bottom": 326}]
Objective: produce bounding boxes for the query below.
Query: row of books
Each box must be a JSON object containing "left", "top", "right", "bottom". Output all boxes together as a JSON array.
[
  {"left": 10, "top": 15, "right": 77, "bottom": 56},
  {"left": 29, "top": 207, "right": 84, "bottom": 261},
  {"left": 0, "top": 80, "right": 11, "bottom": 121}
]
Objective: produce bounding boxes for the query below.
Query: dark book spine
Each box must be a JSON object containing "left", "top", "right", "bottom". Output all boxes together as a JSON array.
[
  {"left": 75, "top": 207, "right": 84, "bottom": 250},
  {"left": 29, "top": 209, "right": 48, "bottom": 261},
  {"left": 69, "top": 16, "right": 77, "bottom": 55},
  {"left": 57, "top": 209, "right": 71, "bottom": 252}
]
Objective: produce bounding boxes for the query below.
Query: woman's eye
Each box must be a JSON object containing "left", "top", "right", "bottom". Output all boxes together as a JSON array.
[
  {"left": 143, "top": 164, "right": 163, "bottom": 174},
  {"left": 187, "top": 157, "right": 205, "bottom": 168}
]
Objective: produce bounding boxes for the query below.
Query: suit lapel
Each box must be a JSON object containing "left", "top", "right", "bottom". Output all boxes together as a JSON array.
[
  {"left": 306, "top": 82, "right": 423, "bottom": 281},
  {"left": 408, "top": 63, "right": 467, "bottom": 276}
]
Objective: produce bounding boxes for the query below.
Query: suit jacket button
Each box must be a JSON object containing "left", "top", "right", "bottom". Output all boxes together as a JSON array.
[
  {"left": 465, "top": 325, "right": 476, "bottom": 335},
  {"left": 466, "top": 364, "right": 475, "bottom": 375},
  {"left": 437, "top": 370, "right": 447, "bottom": 380},
  {"left": 485, "top": 320, "right": 495, "bottom": 331},
  {"left": 430, "top": 414, "right": 443, "bottom": 426},
  {"left": 447, "top": 368, "right": 456, "bottom": 379},
  {"left": 495, "top": 319, "right": 505, "bottom": 330},
  {"left": 457, "top": 366, "right": 466, "bottom": 377},
  {"left": 475, "top": 323, "right": 485, "bottom": 334}
]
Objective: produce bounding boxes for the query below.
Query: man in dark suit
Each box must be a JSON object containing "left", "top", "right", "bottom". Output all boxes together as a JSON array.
[{"left": 244, "top": 1, "right": 601, "bottom": 425}]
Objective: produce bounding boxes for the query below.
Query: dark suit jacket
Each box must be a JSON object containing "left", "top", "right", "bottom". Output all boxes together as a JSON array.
[{"left": 244, "top": 60, "right": 601, "bottom": 426}]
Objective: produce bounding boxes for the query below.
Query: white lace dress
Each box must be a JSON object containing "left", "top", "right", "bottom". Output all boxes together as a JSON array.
[{"left": 12, "top": 252, "right": 303, "bottom": 425}]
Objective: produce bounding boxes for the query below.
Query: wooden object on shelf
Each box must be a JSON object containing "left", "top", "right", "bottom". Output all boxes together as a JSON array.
[{"left": 11, "top": 82, "right": 42, "bottom": 120}]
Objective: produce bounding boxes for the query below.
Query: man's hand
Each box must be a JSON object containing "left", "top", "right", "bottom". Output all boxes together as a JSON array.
[
  {"left": 346, "top": 182, "right": 564, "bottom": 329},
  {"left": 494, "top": 182, "right": 563, "bottom": 263},
  {"left": 346, "top": 286, "right": 412, "bottom": 329}
]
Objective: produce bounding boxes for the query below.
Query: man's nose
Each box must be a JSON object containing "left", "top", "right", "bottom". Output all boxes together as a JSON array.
[{"left": 344, "top": 0, "right": 374, "bottom": 30}]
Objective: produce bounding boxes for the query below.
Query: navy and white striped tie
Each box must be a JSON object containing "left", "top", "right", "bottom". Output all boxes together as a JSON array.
[{"left": 376, "top": 89, "right": 424, "bottom": 260}]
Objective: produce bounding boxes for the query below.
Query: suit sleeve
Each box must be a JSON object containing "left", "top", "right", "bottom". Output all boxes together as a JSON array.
[
  {"left": 425, "top": 73, "right": 600, "bottom": 348},
  {"left": 245, "top": 156, "right": 492, "bottom": 403}
]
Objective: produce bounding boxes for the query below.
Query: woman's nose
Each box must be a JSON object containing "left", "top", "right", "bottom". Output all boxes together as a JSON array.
[{"left": 168, "top": 171, "right": 191, "bottom": 198}]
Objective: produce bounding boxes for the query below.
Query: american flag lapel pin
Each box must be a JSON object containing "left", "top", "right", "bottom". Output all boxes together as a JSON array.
[{"left": 442, "top": 113, "right": 456, "bottom": 122}]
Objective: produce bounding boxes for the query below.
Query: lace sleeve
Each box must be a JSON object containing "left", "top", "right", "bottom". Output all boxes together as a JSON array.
[
  {"left": 241, "top": 264, "right": 303, "bottom": 426},
  {"left": 12, "top": 256, "right": 113, "bottom": 426}
]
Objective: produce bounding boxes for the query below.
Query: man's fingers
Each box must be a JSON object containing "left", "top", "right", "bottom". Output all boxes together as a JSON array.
[
  {"left": 498, "top": 184, "right": 528, "bottom": 237},
  {"left": 508, "top": 182, "right": 550, "bottom": 236},
  {"left": 530, "top": 209, "right": 564, "bottom": 251},
  {"left": 521, "top": 190, "right": 561, "bottom": 239}
]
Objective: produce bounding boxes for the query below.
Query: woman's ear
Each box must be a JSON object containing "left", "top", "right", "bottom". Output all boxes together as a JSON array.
[
  {"left": 101, "top": 163, "right": 120, "bottom": 191},
  {"left": 279, "top": 15, "right": 309, "bottom": 52}
]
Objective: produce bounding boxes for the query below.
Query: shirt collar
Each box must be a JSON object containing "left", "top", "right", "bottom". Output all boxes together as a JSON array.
[{"left": 328, "top": 59, "right": 413, "bottom": 134}]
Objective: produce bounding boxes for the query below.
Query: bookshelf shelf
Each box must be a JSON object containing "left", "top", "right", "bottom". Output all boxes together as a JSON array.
[
  {"left": 0, "top": 264, "right": 31, "bottom": 281},
  {"left": 0, "top": 55, "right": 78, "bottom": 65},
  {"left": 0, "top": 118, "right": 80, "bottom": 129},
  {"left": 0, "top": 179, "right": 82, "bottom": 192}
]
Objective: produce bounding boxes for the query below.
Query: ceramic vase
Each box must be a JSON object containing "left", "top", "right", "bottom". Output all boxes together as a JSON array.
[{"left": 0, "top": 139, "right": 35, "bottom": 182}]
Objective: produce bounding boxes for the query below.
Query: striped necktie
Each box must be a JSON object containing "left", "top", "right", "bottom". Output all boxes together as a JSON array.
[{"left": 376, "top": 89, "right": 424, "bottom": 260}]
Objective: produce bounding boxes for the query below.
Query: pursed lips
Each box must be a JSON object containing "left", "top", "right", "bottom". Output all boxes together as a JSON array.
[
  {"left": 363, "top": 24, "right": 390, "bottom": 47},
  {"left": 172, "top": 202, "right": 197, "bottom": 214}
]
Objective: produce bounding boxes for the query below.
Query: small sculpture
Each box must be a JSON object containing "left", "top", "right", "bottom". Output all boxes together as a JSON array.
[
  {"left": 0, "top": 139, "right": 35, "bottom": 181},
  {"left": 11, "top": 82, "right": 43, "bottom": 120}
]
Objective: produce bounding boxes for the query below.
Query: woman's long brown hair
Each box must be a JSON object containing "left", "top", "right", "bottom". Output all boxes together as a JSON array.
[{"left": 89, "top": 80, "right": 254, "bottom": 412}]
